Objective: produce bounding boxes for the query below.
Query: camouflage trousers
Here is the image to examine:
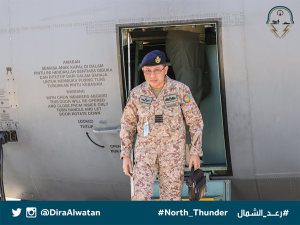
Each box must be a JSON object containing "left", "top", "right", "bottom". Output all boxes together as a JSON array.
[{"left": 131, "top": 159, "right": 185, "bottom": 201}]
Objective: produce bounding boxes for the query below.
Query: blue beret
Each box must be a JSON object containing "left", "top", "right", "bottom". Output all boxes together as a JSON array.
[{"left": 140, "top": 50, "right": 166, "bottom": 67}]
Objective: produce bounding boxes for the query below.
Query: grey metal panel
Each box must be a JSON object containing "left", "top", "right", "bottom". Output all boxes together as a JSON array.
[
  {"left": 232, "top": 178, "right": 300, "bottom": 201},
  {"left": 7, "top": 0, "right": 108, "bottom": 27},
  {"left": 4, "top": 175, "right": 40, "bottom": 201},
  {"left": 294, "top": 178, "right": 300, "bottom": 200},
  {"left": 200, "top": 45, "right": 226, "bottom": 164},
  {"left": 33, "top": 177, "right": 123, "bottom": 200},
  {"left": 0, "top": 35, "right": 10, "bottom": 67},
  {"left": 12, "top": 30, "right": 123, "bottom": 189},
  {"left": 111, "top": 183, "right": 131, "bottom": 201},
  {"left": 0, "top": 0, "right": 10, "bottom": 31},
  {"left": 17, "top": 128, "right": 126, "bottom": 184},
  {"left": 3, "top": 143, "right": 40, "bottom": 200},
  {"left": 0, "top": 0, "right": 246, "bottom": 36},
  {"left": 112, "top": 0, "right": 243, "bottom": 21},
  {"left": 1, "top": 0, "right": 128, "bottom": 200},
  {"left": 231, "top": 179, "right": 259, "bottom": 201},
  {"left": 222, "top": 25, "right": 256, "bottom": 179},
  {"left": 258, "top": 178, "right": 296, "bottom": 201},
  {"left": 243, "top": 1, "right": 300, "bottom": 177},
  {"left": 255, "top": 172, "right": 300, "bottom": 179}
]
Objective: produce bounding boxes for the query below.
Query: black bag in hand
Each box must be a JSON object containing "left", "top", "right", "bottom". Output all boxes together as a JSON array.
[{"left": 187, "top": 166, "right": 207, "bottom": 201}]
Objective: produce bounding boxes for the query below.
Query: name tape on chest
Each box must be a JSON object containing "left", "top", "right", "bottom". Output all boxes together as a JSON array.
[
  {"left": 139, "top": 95, "right": 153, "bottom": 104},
  {"left": 163, "top": 94, "right": 178, "bottom": 104},
  {"left": 164, "top": 102, "right": 180, "bottom": 109},
  {"left": 138, "top": 104, "right": 150, "bottom": 110}
]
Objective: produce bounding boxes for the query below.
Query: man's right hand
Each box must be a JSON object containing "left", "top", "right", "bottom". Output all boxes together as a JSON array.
[{"left": 122, "top": 157, "right": 133, "bottom": 177}]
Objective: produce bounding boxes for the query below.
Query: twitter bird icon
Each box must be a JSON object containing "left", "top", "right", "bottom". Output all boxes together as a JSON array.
[{"left": 12, "top": 208, "right": 22, "bottom": 217}]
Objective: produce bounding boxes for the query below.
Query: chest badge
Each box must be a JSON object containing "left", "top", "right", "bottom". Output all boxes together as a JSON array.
[
  {"left": 139, "top": 95, "right": 153, "bottom": 104},
  {"left": 163, "top": 94, "right": 177, "bottom": 104}
]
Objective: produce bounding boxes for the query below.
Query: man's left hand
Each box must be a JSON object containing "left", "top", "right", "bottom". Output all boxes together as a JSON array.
[{"left": 189, "top": 155, "right": 201, "bottom": 170}]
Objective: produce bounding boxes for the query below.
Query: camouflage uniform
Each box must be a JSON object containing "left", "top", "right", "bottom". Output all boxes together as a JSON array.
[{"left": 120, "top": 75, "right": 203, "bottom": 200}]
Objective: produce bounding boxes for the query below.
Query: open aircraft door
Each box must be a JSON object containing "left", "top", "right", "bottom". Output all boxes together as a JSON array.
[{"left": 120, "top": 21, "right": 232, "bottom": 200}]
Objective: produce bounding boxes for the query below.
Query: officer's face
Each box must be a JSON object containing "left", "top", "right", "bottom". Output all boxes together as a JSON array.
[{"left": 143, "top": 65, "right": 168, "bottom": 89}]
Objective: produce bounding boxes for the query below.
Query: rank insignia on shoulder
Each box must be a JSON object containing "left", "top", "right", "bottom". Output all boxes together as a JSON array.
[{"left": 183, "top": 93, "right": 191, "bottom": 104}]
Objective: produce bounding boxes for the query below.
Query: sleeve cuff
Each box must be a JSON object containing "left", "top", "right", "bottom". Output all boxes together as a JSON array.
[
  {"left": 120, "top": 149, "right": 131, "bottom": 160},
  {"left": 190, "top": 147, "right": 203, "bottom": 157}
]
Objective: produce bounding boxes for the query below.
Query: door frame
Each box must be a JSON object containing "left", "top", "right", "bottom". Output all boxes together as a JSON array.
[{"left": 115, "top": 18, "right": 232, "bottom": 176}]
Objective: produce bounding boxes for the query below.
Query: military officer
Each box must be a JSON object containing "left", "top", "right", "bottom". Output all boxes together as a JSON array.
[{"left": 120, "top": 50, "right": 203, "bottom": 200}]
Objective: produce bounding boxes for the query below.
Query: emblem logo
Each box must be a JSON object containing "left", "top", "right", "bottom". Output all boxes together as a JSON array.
[
  {"left": 183, "top": 94, "right": 191, "bottom": 104},
  {"left": 155, "top": 56, "right": 161, "bottom": 64},
  {"left": 266, "top": 6, "right": 294, "bottom": 39}
]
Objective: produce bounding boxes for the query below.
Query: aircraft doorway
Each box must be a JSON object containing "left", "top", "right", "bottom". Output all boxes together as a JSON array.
[{"left": 119, "top": 22, "right": 231, "bottom": 177}]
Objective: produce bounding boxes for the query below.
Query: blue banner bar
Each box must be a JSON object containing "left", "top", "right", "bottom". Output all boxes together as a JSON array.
[{"left": 1, "top": 201, "right": 299, "bottom": 225}]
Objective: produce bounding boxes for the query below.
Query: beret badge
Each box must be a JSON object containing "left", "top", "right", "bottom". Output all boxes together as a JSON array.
[{"left": 155, "top": 56, "right": 161, "bottom": 64}]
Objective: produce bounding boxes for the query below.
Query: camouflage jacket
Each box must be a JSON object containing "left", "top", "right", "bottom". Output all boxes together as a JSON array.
[{"left": 120, "top": 75, "right": 203, "bottom": 166}]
